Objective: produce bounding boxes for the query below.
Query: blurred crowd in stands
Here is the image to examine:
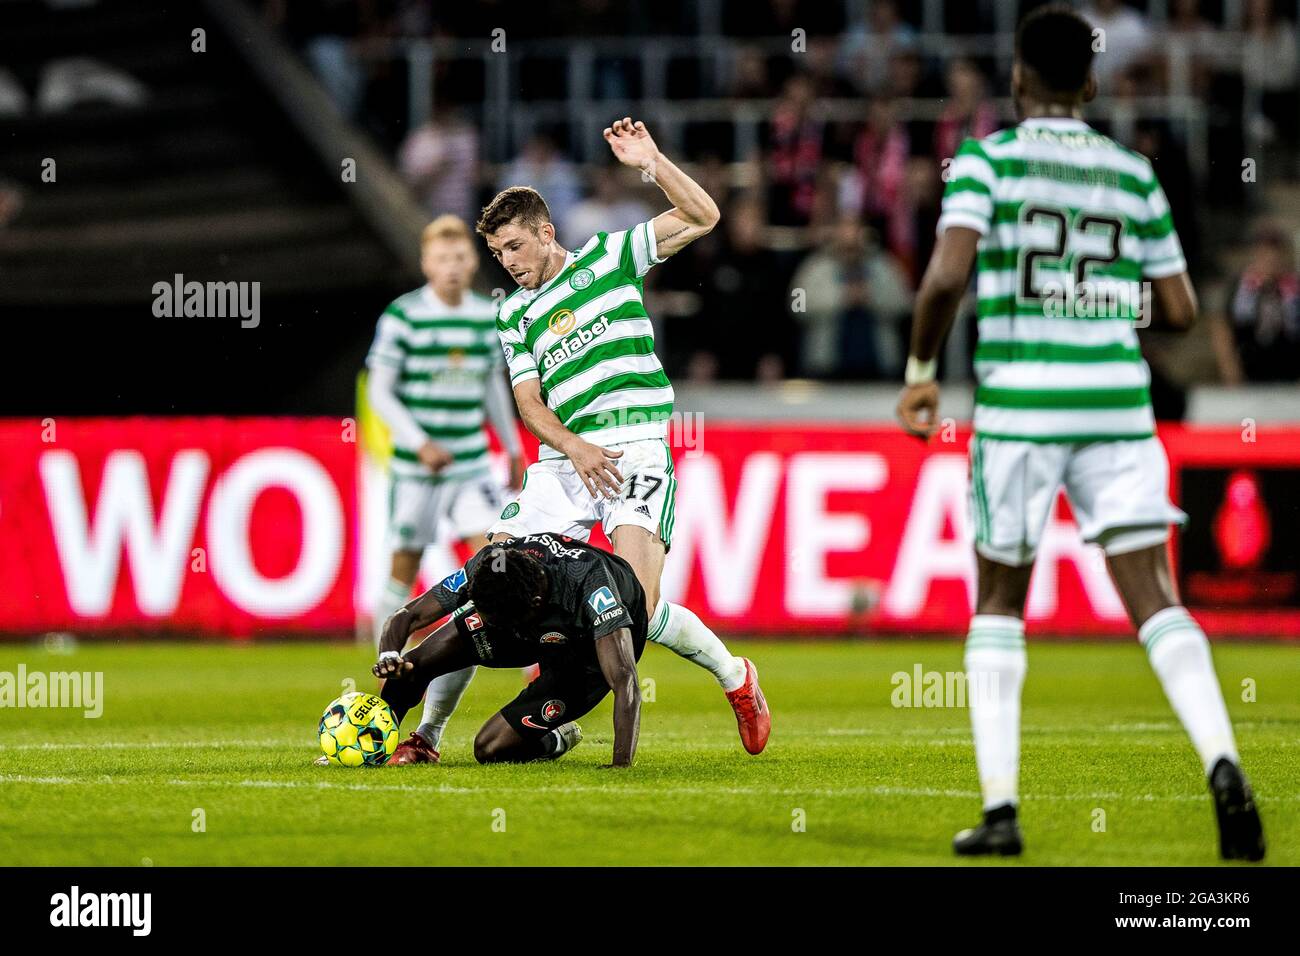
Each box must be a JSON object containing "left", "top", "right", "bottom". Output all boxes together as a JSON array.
[{"left": 262, "top": 0, "right": 1300, "bottom": 387}]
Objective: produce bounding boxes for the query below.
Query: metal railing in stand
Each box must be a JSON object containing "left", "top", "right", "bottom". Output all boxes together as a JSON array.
[{"left": 358, "top": 31, "right": 1258, "bottom": 181}]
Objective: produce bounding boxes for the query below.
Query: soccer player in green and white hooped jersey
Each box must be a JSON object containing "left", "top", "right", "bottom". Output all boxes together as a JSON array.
[
  {"left": 897, "top": 5, "right": 1263, "bottom": 860},
  {"left": 365, "top": 214, "right": 526, "bottom": 763},
  {"left": 466, "top": 117, "right": 770, "bottom": 757}
]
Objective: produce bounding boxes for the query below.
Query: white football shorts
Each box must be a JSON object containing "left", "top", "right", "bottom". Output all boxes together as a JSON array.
[
  {"left": 488, "top": 439, "right": 678, "bottom": 549},
  {"left": 387, "top": 473, "right": 507, "bottom": 552},
  {"left": 969, "top": 435, "right": 1187, "bottom": 567}
]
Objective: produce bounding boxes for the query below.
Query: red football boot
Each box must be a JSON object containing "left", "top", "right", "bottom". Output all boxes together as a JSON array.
[
  {"left": 388, "top": 732, "right": 440, "bottom": 766},
  {"left": 725, "top": 658, "right": 770, "bottom": 755}
]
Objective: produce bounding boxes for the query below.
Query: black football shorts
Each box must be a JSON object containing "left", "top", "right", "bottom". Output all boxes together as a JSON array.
[{"left": 498, "top": 632, "right": 646, "bottom": 739}]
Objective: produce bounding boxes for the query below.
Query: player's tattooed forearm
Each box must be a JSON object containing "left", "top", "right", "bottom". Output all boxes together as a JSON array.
[{"left": 659, "top": 225, "right": 688, "bottom": 241}]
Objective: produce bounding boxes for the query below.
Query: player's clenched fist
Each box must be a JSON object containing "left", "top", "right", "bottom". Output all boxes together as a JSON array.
[
  {"left": 373, "top": 652, "right": 413, "bottom": 679},
  {"left": 417, "top": 440, "right": 455, "bottom": 474},
  {"left": 897, "top": 382, "right": 941, "bottom": 439}
]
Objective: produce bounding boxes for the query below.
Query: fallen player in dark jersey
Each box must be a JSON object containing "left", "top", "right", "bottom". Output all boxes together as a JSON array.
[{"left": 373, "top": 534, "right": 645, "bottom": 767}]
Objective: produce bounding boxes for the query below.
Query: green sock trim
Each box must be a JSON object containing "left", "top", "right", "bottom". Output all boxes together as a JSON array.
[
  {"left": 966, "top": 640, "right": 1026, "bottom": 653},
  {"left": 648, "top": 603, "right": 670, "bottom": 641},
  {"left": 966, "top": 628, "right": 1025, "bottom": 648},
  {"left": 1141, "top": 614, "right": 1196, "bottom": 656}
]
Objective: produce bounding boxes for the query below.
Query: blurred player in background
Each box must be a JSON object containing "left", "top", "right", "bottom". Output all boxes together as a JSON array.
[
  {"left": 366, "top": 214, "right": 526, "bottom": 762},
  {"left": 473, "top": 117, "right": 770, "bottom": 755},
  {"left": 897, "top": 5, "right": 1264, "bottom": 860}
]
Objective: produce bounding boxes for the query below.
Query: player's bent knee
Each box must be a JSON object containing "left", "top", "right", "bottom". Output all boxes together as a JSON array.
[
  {"left": 473, "top": 731, "right": 504, "bottom": 764},
  {"left": 473, "top": 718, "right": 521, "bottom": 763}
]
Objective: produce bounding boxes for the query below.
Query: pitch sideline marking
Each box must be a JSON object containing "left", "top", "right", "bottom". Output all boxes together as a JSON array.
[
  {"left": 0, "top": 740, "right": 292, "bottom": 751},
  {"left": 5, "top": 720, "right": 1292, "bottom": 751},
  {"left": 1, "top": 773, "right": 1296, "bottom": 804}
]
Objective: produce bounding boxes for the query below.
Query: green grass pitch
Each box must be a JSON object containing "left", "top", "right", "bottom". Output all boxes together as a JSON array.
[{"left": 0, "top": 638, "right": 1295, "bottom": 866}]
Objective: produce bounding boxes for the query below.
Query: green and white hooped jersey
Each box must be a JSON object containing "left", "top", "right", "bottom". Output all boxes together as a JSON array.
[
  {"left": 366, "top": 286, "right": 501, "bottom": 481},
  {"left": 940, "top": 117, "right": 1187, "bottom": 442},
  {"left": 496, "top": 220, "right": 674, "bottom": 460}
]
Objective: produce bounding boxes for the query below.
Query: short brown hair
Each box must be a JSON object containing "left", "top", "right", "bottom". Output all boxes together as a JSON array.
[
  {"left": 422, "top": 214, "right": 473, "bottom": 249},
  {"left": 476, "top": 186, "right": 552, "bottom": 236}
]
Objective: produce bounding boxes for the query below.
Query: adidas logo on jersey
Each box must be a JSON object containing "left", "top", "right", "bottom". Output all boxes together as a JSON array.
[
  {"left": 541, "top": 315, "right": 611, "bottom": 371},
  {"left": 634, "top": 504, "right": 651, "bottom": 517}
]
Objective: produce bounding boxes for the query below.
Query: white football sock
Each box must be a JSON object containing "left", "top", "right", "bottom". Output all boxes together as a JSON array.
[
  {"left": 415, "top": 666, "right": 477, "bottom": 750},
  {"left": 373, "top": 577, "right": 413, "bottom": 651},
  {"left": 648, "top": 600, "right": 746, "bottom": 691},
  {"left": 1140, "top": 606, "right": 1239, "bottom": 774},
  {"left": 964, "top": 615, "right": 1027, "bottom": 812}
]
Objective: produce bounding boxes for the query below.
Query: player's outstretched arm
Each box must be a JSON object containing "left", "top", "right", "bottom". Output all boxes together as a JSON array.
[
  {"left": 375, "top": 608, "right": 417, "bottom": 669},
  {"left": 604, "top": 117, "right": 720, "bottom": 259},
  {"left": 595, "top": 627, "right": 641, "bottom": 767},
  {"left": 374, "top": 585, "right": 458, "bottom": 675},
  {"left": 376, "top": 616, "right": 480, "bottom": 724},
  {"left": 897, "top": 226, "right": 980, "bottom": 439}
]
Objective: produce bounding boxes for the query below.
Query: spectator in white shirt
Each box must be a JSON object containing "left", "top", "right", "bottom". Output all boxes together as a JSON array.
[
  {"left": 398, "top": 104, "right": 481, "bottom": 227},
  {"left": 1084, "top": 0, "right": 1153, "bottom": 86},
  {"left": 1243, "top": 0, "right": 1300, "bottom": 144},
  {"left": 497, "top": 133, "right": 582, "bottom": 227},
  {"left": 561, "top": 164, "right": 654, "bottom": 249}
]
